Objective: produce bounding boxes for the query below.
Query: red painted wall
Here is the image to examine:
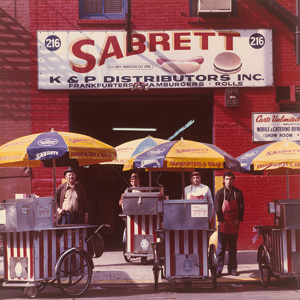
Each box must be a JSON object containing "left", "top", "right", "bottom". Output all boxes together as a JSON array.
[{"left": 1, "top": 0, "right": 299, "bottom": 249}]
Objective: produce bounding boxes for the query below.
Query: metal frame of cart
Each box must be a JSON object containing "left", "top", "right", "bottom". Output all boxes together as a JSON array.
[
  {"left": 255, "top": 199, "right": 300, "bottom": 288},
  {"left": 152, "top": 198, "right": 217, "bottom": 290},
  {"left": 121, "top": 187, "right": 163, "bottom": 265},
  {"left": 2, "top": 225, "right": 96, "bottom": 298},
  {"left": 0, "top": 196, "right": 107, "bottom": 298}
]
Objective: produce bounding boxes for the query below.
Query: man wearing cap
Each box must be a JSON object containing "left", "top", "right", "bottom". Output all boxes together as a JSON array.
[
  {"left": 184, "top": 171, "right": 213, "bottom": 204},
  {"left": 119, "top": 173, "right": 141, "bottom": 209},
  {"left": 56, "top": 167, "right": 88, "bottom": 224}
]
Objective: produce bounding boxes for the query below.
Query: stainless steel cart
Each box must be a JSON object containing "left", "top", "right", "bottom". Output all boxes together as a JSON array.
[
  {"left": 152, "top": 198, "right": 217, "bottom": 290},
  {"left": 121, "top": 187, "right": 164, "bottom": 264},
  {"left": 0, "top": 197, "right": 105, "bottom": 298},
  {"left": 255, "top": 199, "right": 300, "bottom": 288}
]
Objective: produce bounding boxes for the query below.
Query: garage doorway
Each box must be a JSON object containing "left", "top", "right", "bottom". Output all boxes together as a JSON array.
[{"left": 70, "top": 93, "right": 213, "bottom": 249}]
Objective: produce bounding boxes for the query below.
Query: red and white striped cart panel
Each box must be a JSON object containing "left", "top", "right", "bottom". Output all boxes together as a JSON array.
[
  {"left": 126, "top": 215, "right": 161, "bottom": 254},
  {"left": 164, "top": 229, "right": 209, "bottom": 278},
  {"left": 2, "top": 226, "right": 89, "bottom": 282}
]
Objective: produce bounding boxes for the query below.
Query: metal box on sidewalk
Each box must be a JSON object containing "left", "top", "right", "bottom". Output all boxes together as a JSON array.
[
  {"left": 0, "top": 197, "right": 53, "bottom": 232},
  {"left": 123, "top": 187, "right": 164, "bottom": 215},
  {"left": 271, "top": 199, "right": 300, "bottom": 229},
  {"left": 163, "top": 199, "right": 213, "bottom": 230}
]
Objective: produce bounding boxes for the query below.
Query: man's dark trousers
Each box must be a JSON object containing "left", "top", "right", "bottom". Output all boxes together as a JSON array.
[{"left": 216, "top": 231, "right": 238, "bottom": 273}]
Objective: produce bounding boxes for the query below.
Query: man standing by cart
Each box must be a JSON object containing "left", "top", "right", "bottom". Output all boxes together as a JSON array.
[
  {"left": 214, "top": 171, "right": 244, "bottom": 277},
  {"left": 56, "top": 167, "right": 89, "bottom": 224},
  {"left": 184, "top": 171, "right": 213, "bottom": 203},
  {"left": 119, "top": 173, "right": 141, "bottom": 209}
]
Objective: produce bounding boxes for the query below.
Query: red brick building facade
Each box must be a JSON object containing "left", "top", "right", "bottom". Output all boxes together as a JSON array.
[{"left": 1, "top": 0, "right": 300, "bottom": 249}]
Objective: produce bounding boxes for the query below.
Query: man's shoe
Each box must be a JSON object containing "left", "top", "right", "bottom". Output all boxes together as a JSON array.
[
  {"left": 216, "top": 271, "right": 222, "bottom": 278},
  {"left": 230, "top": 270, "right": 238, "bottom": 276}
]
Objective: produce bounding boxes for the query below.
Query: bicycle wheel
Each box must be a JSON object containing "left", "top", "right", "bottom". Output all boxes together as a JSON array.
[
  {"left": 153, "top": 243, "right": 160, "bottom": 291},
  {"left": 24, "top": 286, "right": 39, "bottom": 299},
  {"left": 123, "top": 228, "right": 131, "bottom": 262},
  {"left": 209, "top": 244, "right": 217, "bottom": 290},
  {"left": 57, "top": 249, "right": 92, "bottom": 296},
  {"left": 257, "top": 244, "right": 271, "bottom": 287}
]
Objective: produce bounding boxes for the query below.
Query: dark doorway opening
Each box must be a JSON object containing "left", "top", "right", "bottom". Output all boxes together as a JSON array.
[{"left": 70, "top": 93, "right": 213, "bottom": 249}]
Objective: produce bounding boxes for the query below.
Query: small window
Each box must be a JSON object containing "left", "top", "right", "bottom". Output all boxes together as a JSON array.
[
  {"left": 79, "top": 0, "right": 127, "bottom": 19},
  {"left": 189, "top": 0, "right": 237, "bottom": 17}
]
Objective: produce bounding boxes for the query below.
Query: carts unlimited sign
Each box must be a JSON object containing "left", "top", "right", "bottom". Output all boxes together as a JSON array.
[
  {"left": 37, "top": 30, "right": 273, "bottom": 90},
  {"left": 253, "top": 113, "right": 300, "bottom": 141}
]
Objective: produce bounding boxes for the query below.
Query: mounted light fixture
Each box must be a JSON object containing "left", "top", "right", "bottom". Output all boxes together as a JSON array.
[
  {"left": 225, "top": 87, "right": 239, "bottom": 107},
  {"left": 113, "top": 128, "right": 157, "bottom": 132}
]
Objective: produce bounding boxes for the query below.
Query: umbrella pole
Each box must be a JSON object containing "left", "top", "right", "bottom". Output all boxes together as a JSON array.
[
  {"left": 149, "top": 171, "right": 152, "bottom": 187},
  {"left": 53, "top": 159, "right": 58, "bottom": 226},
  {"left": 182, "top": 170, "right": 185, "bottom": 199},
  {"left": 286, "top": 169, "right": 289, "bottom": 200}
]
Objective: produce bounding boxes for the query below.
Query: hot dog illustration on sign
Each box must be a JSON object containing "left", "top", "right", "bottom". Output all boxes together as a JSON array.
[{"left": 156, "top": 56, "right": 204, "bottom": 74}]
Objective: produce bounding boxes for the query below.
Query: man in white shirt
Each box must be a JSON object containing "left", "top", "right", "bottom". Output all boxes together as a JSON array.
[{"left": 184, "top": 171, "right": 213, "bottom": 204}]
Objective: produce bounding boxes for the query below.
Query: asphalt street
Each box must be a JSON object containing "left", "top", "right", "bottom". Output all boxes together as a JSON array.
[{"left": 0, "top": 250, "right": 299, "bottom": 299}]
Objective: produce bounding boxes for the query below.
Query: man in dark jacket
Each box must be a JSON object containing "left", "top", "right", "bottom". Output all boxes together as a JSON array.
[
  {"left": 56, "top": 167, "right": 88, "bottom": 224},
  {"left": 214, "top": 171, "right": 244, "bottom": 277}
]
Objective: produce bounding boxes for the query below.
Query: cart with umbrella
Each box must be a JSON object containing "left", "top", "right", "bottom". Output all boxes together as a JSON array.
[
  {"left": 124, "top": 138, "right": 241, "bottom": 290},
  {"left": 237, "top": 140, "right": 300, "bottom": 288},
  {"left": 105, "top": 136, "right": 168, "bottom": 264},
  {"left": 0, "top": 129, "right": 116, "bottom": 298}
]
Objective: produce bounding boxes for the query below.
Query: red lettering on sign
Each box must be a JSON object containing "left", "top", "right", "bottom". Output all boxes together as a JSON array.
[
  {"left": 70, "top": 38, "right": 96, "bottom": 73},
  {"left": 174, "top": 32, "right": 191, "bottom": 50},
  {"left": 149, "top": 33, "right": 170, "bottom": 52},
  {"left": 98, "top": 35, "right": 124, "bottom": 66},
  {"left": 127, "top": 34, "right": 147, "bottom": 56},
  {"left": 193, "top": 32, "right": 215, "bottom": 50},
  {"left": 217, "top": 31, "right": 240, "bottom": 50}
]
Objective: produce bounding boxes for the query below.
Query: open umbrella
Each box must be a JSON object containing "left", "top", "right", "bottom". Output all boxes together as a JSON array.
[
  {"left": 237, "top": 140, "right": 300, "bottom": 199},
  {"left": 0, "top": 129, "right": 116, "bottom": 198},
  {"left": 102, "top": 136, "right": 168, "bottom": 186},
  {"left": 108, "top": 136, "right": 168, "bottom": 165},
  {"left": 124, "top": 138, "right": 241, "bottom": 197}
]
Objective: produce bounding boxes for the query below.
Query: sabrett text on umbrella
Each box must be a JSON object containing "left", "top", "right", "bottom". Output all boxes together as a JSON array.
[{"left": 35, "top": 151, "right": 59, "bottom": 159}]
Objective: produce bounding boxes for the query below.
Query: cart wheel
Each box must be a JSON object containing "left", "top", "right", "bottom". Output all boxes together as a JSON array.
[
  {"left": 122, "top": 228, "right": 131, "bottom": 262},
  {"left": 153, "top": 266, "right": 159, "bottom": 291},
  {"left": 24, "top": 286, "right": 39, "bottom": 299},
  {"left": 257, "top": 244, "right": 271, "bottom": 288},
  {"left": 209, "top": 244, "right": 217, "bottom": 290},
  {"left": 123, "top": 243, "right": 132, "bottom": 262},
  {"left": 153, "top": 244, "right": 160, "bottom": 291},
  {"left": 57, "top": 249, "right": 92, "bottom": 296},
  {"left": 88, "top": 232, "right": 104, "bottom": 258},
  {"left": 141, "top": 256, "right": 147, "bottom": 265}
]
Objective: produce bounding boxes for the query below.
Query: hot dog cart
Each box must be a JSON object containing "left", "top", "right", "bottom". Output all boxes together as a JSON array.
[
  {"left": 121, "top": 187, "right": 164, "bottom": 264},
  {"left": 255, "top": 199, "right": 300, "bottom": 288},
  {"left": 0, "top": 196, "right": 98, "bottom": 298},
  {"left": 152, "top": 197, "right": 217, "bottom": 290}
]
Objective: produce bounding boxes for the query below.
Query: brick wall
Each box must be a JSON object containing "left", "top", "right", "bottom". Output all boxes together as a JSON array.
[
  {"left": 24, "top": 0, "right": 300, "bottom": 249},
  {"left": 0, "top": 1, "right": 31, "bottom": 144}
]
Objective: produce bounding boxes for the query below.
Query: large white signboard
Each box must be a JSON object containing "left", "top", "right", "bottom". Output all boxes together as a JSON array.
[
  {"left": 253, "top": 113, "right": 300, "bottom": 141},
  {"left": 37, "top": 30, "right": 273, "bottom": 90}
]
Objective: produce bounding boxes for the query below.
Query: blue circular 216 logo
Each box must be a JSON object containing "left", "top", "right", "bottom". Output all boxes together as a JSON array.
[{"left": 45, "top": 35, "right": 61, "bottom": 51}]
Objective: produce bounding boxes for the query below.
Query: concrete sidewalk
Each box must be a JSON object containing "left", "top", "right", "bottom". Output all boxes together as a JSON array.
[
  {"left": 91, "top": 250, "right": 260, "bottom": 284},
  {"left": 0, "top": 250, "right": 260, "bottom": 285}
]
